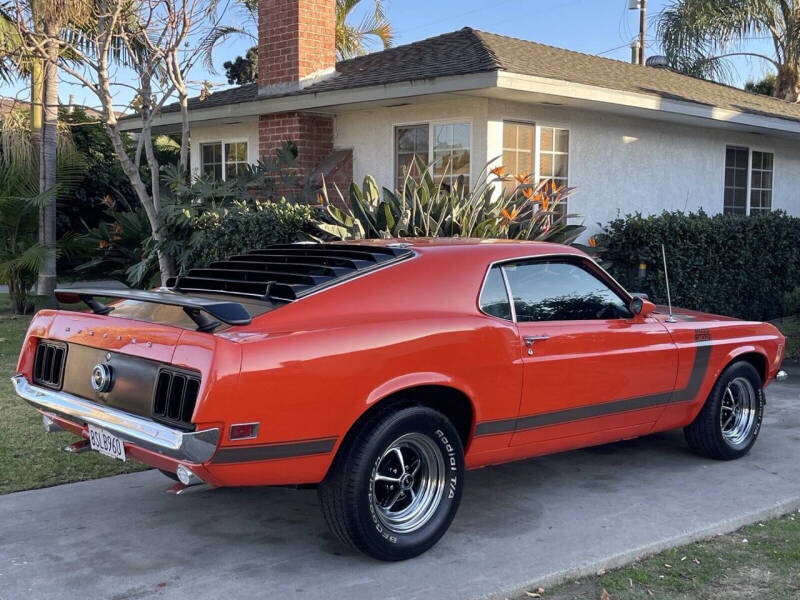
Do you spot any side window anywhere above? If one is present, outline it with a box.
[479,265,512,320]
[503,261,632,322]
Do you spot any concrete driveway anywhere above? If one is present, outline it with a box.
[1,368,798,600]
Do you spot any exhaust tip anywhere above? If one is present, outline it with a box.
[42,414,62,433]
[176,464,204,486]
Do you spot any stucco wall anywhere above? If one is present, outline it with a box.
[334,96,489,191]
[334,96,800,240]
[189,118,260,178]
[487,99,800,238]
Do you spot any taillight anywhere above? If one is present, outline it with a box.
[33,340,67,390]
[152,368,201,430]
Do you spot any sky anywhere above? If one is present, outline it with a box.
[0,0,778,113]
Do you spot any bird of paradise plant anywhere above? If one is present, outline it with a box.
[314,156,585,244]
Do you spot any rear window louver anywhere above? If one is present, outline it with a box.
[153,369,201,431]
[33,340,67,390]
[165,243,412,303]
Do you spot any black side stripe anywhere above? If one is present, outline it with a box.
[474,342,712,437]
[211,437,337,464]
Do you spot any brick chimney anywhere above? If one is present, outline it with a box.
[257,0,351,202]
[258,0,336,95]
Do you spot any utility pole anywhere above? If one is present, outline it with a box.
[639,0,647,65]
[628,0,647,65]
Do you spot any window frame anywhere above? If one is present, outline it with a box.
[476,253,633,324]
[199,138,250,181]
[723,144,775,216]
[500,120,571,210]
[393,118,473,189]
[394,123,430,191]
[501,120,536,195]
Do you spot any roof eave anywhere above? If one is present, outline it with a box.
[122,69,800,138]
[496,72,800,138]
[119,71,500,131]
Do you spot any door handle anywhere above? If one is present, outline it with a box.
[522,334,549,355]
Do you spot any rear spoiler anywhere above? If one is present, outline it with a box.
[54,288,252,332]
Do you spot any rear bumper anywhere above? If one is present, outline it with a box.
[11,375,219,463]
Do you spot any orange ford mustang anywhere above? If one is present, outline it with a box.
[13,240,787,560]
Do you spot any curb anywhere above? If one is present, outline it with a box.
[486,497,800,599]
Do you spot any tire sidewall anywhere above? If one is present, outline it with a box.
[354,408,464,560]
[713,362,764,456]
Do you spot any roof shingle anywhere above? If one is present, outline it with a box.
[152,27,800,124]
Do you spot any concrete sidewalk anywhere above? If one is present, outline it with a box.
[1,369,798,600]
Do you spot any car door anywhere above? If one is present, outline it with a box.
[500,257,678,447]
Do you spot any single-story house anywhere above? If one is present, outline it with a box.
[124,0,800,238]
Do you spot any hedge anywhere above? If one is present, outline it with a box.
[596,210,800,322]
[178,199,315,269]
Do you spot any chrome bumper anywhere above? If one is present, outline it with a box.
[11,375,219,463]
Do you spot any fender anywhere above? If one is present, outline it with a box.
[678,343,769,426]
[364,371,478,418]
[713,344,769,385]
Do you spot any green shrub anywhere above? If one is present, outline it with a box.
[177,199,315,270]
[783,286,800,316]
[597,210,800,321]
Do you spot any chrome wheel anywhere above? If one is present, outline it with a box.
[371,432,446,535]
[720,376,758,446]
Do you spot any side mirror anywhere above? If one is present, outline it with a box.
[630,297,656,318]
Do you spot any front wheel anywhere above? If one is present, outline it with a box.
[684,361,764,460]
[318,406,464,560]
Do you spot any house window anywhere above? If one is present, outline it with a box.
[394,122,471,190]
[200,141,249,181]
[498,123,570,211]
[395,124,429,189]
[502,122,534,194]
[723,146,774,215]
[201,142,223,181]
[750,151,773,214]
[538,126,569,191]
[225,142,249,178]
[433,123,471,188]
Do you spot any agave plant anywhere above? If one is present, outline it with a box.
[315,157,586,244]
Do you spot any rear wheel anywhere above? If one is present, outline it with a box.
[684,361,764,460]
[319,406,464,561]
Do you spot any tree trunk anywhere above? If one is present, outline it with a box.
[36,32,58,297]
[179,92,189,176]
[775,64,800,102]
[30,58,43,164]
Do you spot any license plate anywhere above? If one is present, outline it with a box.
[88,424,126,461]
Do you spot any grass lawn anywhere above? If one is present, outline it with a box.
[513,511,800,600]
[0,298,146,496]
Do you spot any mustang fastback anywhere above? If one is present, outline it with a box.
[13,240,786,560]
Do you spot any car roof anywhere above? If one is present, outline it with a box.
[326,238,587,260]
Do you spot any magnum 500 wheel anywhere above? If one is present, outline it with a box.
[684,361,764,460]
[318,406,464,560]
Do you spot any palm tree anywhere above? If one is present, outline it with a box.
[658,0,800,102]
[0,110,84,313]
[220,0,393,85]
[335,0,393,59]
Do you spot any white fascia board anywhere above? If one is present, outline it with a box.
[497,72,800,137]
[120,72,499,131]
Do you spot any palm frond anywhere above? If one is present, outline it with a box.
[335,0,393,59]
[658,0,782,82]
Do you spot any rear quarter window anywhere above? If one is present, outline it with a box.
[479,266,512,320]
